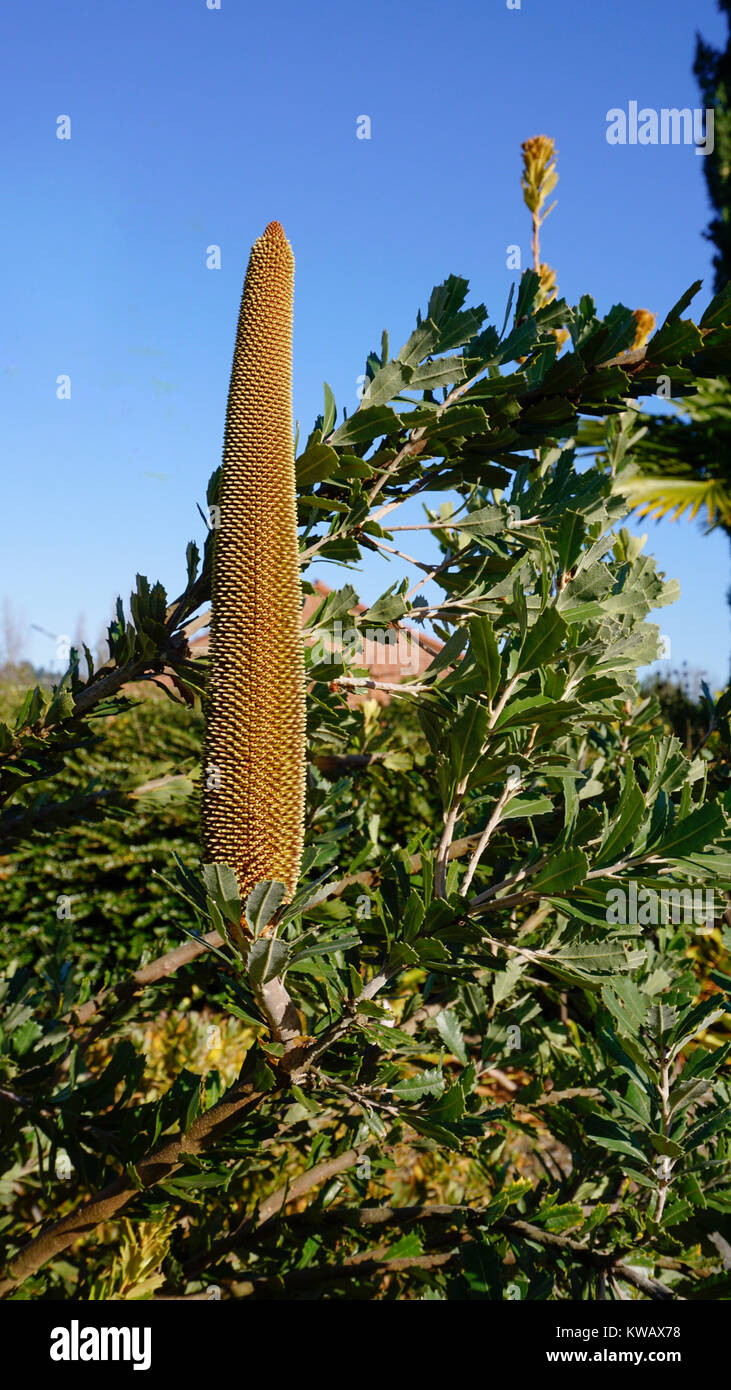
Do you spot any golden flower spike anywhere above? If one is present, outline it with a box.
[202,221,306,905]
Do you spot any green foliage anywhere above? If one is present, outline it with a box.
[2,265,731,1302]
[0,695,204,975]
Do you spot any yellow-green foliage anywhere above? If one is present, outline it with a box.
[90,1215,177,1300]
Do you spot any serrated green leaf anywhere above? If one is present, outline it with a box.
[244,880,287,937]
[246,936,290,987]
[434,1008,468,1065]
[202,863,242,927]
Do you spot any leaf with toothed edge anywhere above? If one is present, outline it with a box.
[244,880,288,938]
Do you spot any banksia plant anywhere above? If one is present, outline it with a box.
[201,221,306,904]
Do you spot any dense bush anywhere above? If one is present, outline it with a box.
[2,234,731,1300]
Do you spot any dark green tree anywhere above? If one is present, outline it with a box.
[696,0,731,292]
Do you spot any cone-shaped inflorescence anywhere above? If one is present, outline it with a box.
[202,221,305,902]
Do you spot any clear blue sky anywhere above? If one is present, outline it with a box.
[1,0,729,686]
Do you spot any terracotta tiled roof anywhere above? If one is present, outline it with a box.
[187,580,441,705]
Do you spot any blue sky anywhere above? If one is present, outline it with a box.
[1,0,729,686]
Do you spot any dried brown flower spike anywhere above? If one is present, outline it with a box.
[202,221,306,903]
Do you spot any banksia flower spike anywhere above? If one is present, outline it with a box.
[202,221,306,905]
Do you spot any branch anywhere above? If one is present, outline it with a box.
[0,962,398,1295]
[0,789,125,842]
[181,1144,372,1281]
[229,1243,457,1296]
[312,752,390,773]
[460,781,514,897]
[404,547,468,602]
[435,793,465,899]
[360,535,432,571]
[333,675,435,695]
[193,1203,676,1300]
[498,1217,675,1300]
[0,1075,267,1298]
[71,928,225,1027]
[436,673,521,900]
